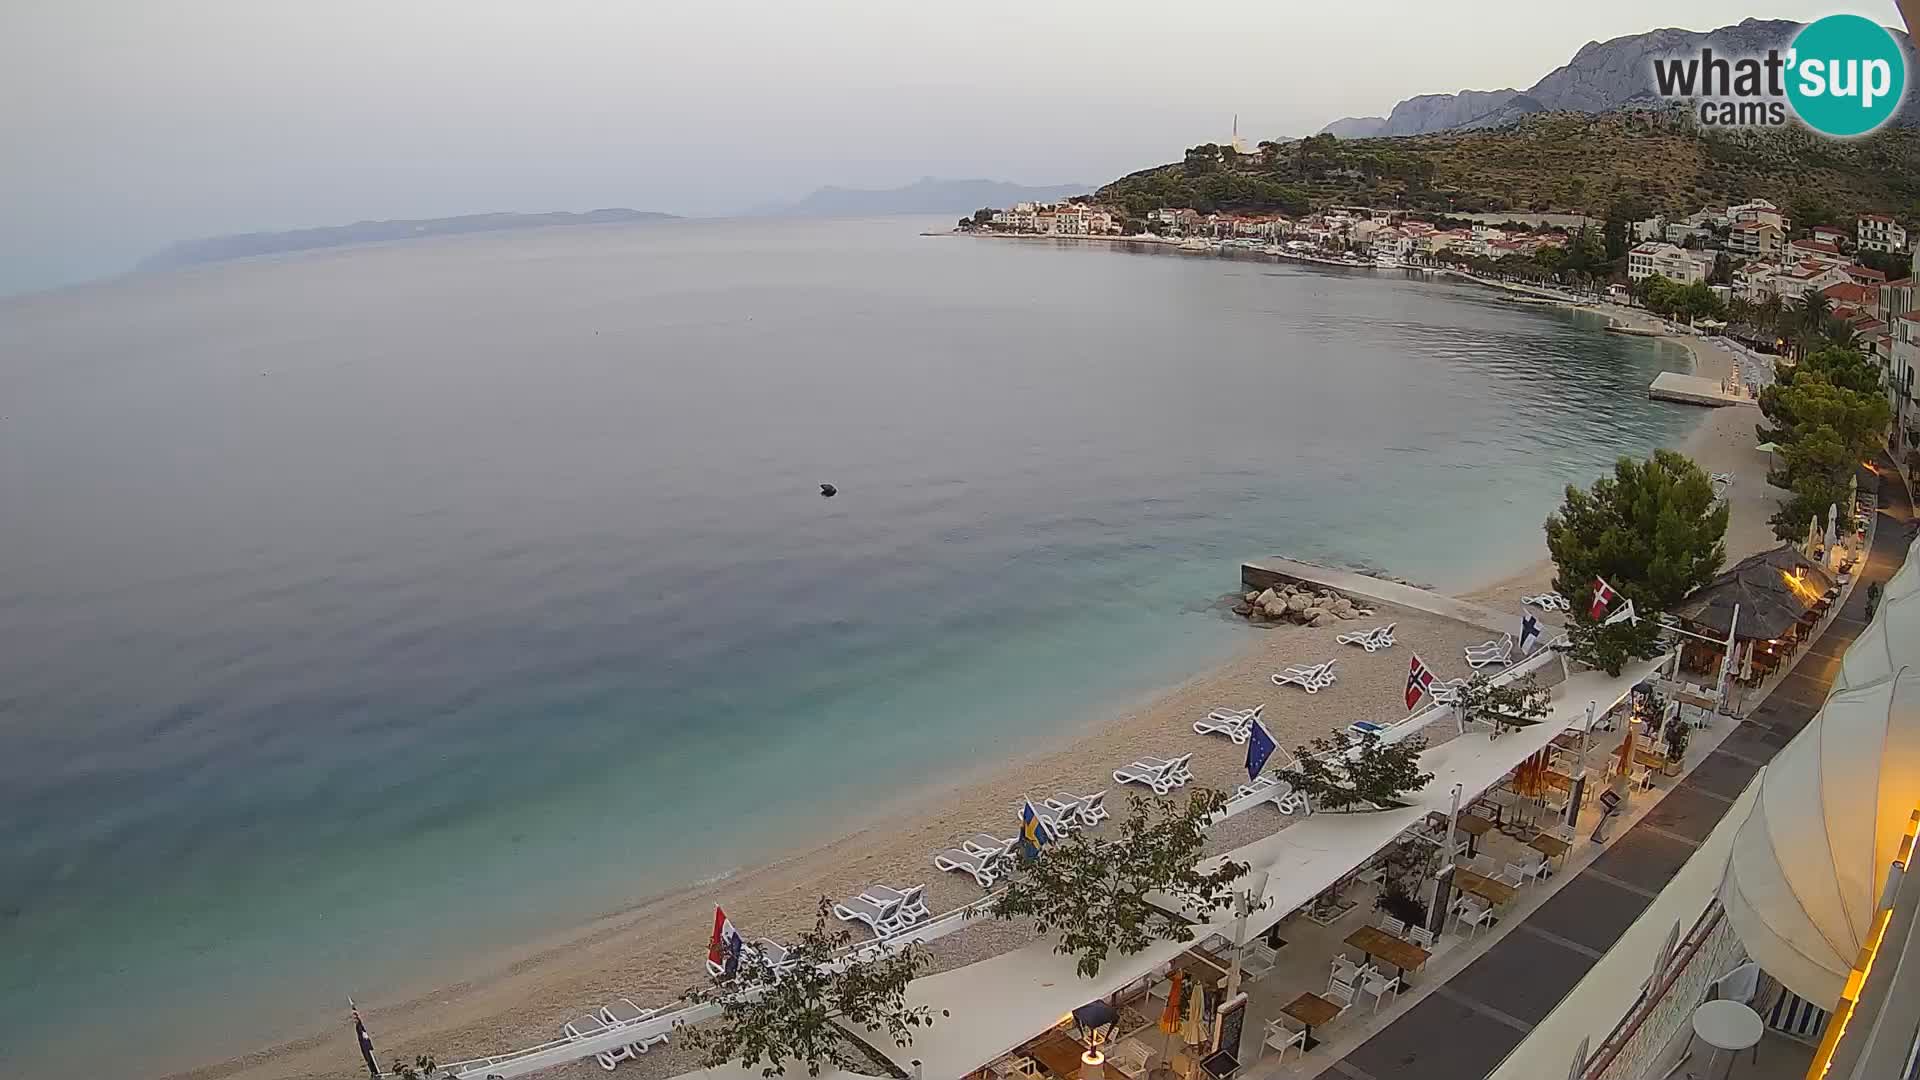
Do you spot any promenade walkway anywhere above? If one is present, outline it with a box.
[1241,556,1524,635]
[1301,460,1913,1080]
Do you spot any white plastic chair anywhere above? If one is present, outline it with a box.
[1261,1019,1308,1062]
[1360,968,1400,1012]
[1324,978,1356,1012]
[1454,897,1495,939]
[1407,925,1435,949]
[1380,915,1408,937]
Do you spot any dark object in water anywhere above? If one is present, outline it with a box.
[819,484,837,497]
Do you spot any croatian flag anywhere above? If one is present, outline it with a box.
[1019,800,1054,860]
[1405,653,1436,710]
[1589,577,1617,621]
[1245,717,1278,782]
[1518,611,1543,655]
[708,906,745,978]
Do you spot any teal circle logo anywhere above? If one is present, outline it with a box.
[1787,14,1907,137]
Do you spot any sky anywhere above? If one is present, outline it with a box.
[0,1,1904,296]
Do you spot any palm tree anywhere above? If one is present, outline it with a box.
[1756,293,1784,335]
[1825,316,1861,349]
[1791,292,1832,358]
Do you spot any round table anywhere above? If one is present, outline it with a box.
[1691,1000,1763,1079]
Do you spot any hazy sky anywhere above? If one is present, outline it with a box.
[0,1,1903,295]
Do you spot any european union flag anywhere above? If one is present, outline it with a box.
[1018,800,1054,860]
[1245,718,1278,781]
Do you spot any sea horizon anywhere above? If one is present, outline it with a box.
[0,216,1702,1077]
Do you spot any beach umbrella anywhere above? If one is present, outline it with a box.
[1807,515,1821,554]
[1181,972,1207,1049]
[1848,474,1859,528]
[1825,504,1840,566]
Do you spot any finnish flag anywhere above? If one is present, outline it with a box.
[1518,611,1543,655]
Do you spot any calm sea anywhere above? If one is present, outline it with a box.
[0,218,1697,1075]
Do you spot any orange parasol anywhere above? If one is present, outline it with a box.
[1159,970,1184,1033]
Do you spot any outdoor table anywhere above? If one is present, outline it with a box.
[1542,769,1576,791]
[1455,813,1495,856]
[1454,869,1518,915]
[1691,999,1763,1079]
[1280,992,1341,1050]
[1344,926,1430,985]
[1173,945,1230,981]
[1024,1030,1088,1078]
[1528,832,1572,870]
[1634,748,1669,771]
[1552,731,1584,751]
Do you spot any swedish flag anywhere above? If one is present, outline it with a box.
[1018,800,1054,860]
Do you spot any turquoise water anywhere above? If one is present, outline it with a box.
[0,219,1699,1075]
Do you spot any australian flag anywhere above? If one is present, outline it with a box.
[1245,717,1278,781]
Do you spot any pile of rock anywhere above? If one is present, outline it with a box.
[1234,584,1366,628]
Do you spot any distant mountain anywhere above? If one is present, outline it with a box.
[750,177,1088,218]
[1318,18,1917,137]
[137,209,678,271]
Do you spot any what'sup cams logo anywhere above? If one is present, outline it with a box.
[1651,14,1908,137]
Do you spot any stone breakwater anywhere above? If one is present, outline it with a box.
[1233,583,1369,627]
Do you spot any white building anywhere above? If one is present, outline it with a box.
[1859,213,1909,253]
[1627,242,1712,284]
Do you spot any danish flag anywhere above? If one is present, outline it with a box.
[1589,577,1617,621]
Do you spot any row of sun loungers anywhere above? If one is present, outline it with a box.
[1271,659,1339,693]
[1521,592,1570,611]
[1464,635,1513,668]
[564,999,670,1071]
[705,937,797,981]
[1335,623,1396,652]
[935,833,1016,888]
[1113,752,1193,794]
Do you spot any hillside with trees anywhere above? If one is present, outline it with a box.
[1096,111,1920,225]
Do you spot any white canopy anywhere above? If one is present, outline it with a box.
[1833,535,1920,693]
[1719,669,1920,1005]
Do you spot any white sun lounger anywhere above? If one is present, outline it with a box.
[934,845,1004,888]
[564,1014,632,1071]
[1429,677,1468,704]
[1336,623,1396,651]
[599,998,670,1052]
[1465,635,1513,668]
[1045,790,1109,828]
[1521,592,1570,611]
[1113,753,1192,795]
[1271,659,1339,692]
[963,833,1018,859]
[834,894,906,937]
[1232,774,1311,815]
[863,884,928,923]
[1193,710,1257,743]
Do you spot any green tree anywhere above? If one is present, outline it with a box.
[1567,616,1665,677]
[987,790,1247,979]
[1275,732,1434,812]
[684,900,942,1078]
[1451,674,1551,736]
[1545,450,1729,614]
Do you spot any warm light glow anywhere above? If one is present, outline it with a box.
[1805,807,1920,1079]
[1782,569,1823,602]
[1082,1050,1106,1067]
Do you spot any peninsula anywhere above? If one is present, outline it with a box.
[136,208,679,272]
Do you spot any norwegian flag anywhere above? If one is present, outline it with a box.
[1589,577,1618,621]
[1405,653,1436,710]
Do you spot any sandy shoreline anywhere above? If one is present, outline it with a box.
[157,295,1786,1080]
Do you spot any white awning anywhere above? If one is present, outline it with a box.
[1834,534,1920,693]
[1719,670,1920,1005]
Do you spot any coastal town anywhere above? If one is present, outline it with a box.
[962,195,1920,450]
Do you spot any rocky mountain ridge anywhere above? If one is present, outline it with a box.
[1320,18,1916,138]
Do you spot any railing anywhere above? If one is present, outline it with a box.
[1577,900,1745,1080]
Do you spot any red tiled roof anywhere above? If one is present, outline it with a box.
[1822,282,1877,305]
[1860,213,1896,223]
[1846,266,1887,282]
[1792,238,1842,254]
[1885,278,1914,288]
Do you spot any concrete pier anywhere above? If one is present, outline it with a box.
[1240,556,1528,634]
[1648,371,1754,407]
